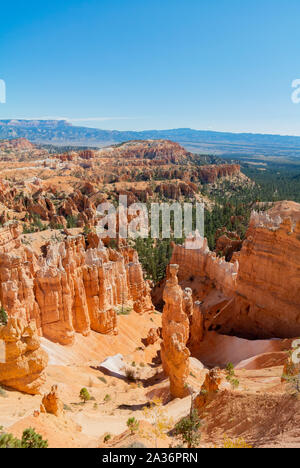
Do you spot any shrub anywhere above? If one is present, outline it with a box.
[174,409,202,448]
[230,378,240,389]
[98,376,107,384]
[104,394,111,402]
[225,363,239,389]
[66,215,78,229]
[116,305,132,316]
[21,428,48,448]
[79,387,91,403]
[0,427,48,448]
[0,307,8,326]
[127,417,139,434]
[0,429,21,448]
[223,435,252,448]
[103,433,111,443]
[125,367,137,382]
[225,362,235,377]
[142,398,173,448]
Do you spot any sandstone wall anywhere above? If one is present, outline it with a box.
[172,202,300,339]
[170,233,238,298]
[161,264,190,399]
[219,205,300,338]
[0,224,154,345]
[0,318,48,394]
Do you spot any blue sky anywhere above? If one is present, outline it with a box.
[1,0,300,135]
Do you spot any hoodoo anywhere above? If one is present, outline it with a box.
[161,264,190,398]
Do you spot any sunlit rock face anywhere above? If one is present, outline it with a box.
[170,201,300,340]
[219,201,300,338]
[161,264,190,399]
[0,318,48,394]
[0,224,154,345]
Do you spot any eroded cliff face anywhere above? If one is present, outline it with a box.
[214,202,300,338]
[170,233,238,298]
[0,318,48,394]
[171,201,300,340]
[161,264,190,399]
[0,223,154,345]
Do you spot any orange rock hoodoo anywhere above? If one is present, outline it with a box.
[41,385,64,416]
[161,264,190,399]
[0,223,154,345]
[0,318,48,394]
[194,368,224,411]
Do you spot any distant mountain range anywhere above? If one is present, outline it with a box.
[1,119,300,159]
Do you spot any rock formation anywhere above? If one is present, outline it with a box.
[0,318,48,394]
[210,201,300,338]
[146,327,161,346]
[194,368,224,411]
[41,385,64,416]
[0,223,154,345]
[198,164,241,184]
[161,264,190,399]
[171,201,300,340]
[189,301,205,348]
[215,227,242,261]
[170,232,238,298]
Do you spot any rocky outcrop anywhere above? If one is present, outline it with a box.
[198,164,241,184]
[105,140,191,164]
[155,182,197,200]
[215,227,242,261]
[0,318,48,394]
[172,201,300,340]
[41,385,64,416]
[207,202,300,338]
[0,224,154,345]
[161,264,190,399]
[146,327,161,345]
[194,368,224,411]
[189,301,205,347]
[170,232,239,298]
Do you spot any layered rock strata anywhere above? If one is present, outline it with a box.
[0,223,154,345]
[0,318,48,394]
[161,264,190,399]
[171,201,300,340]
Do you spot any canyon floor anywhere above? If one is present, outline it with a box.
[1,310,298,448]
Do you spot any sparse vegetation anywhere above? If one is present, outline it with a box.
[0,306,8,326]
[0,427,48,448]
[174,409,202,448]
[127,417,140,434]
[115,305,132,316]
[142,398,173,448]
[98,376,107,384]
[225,363,239,389]
[66,215,78,228]
[223,435,252,448]
[79,387,91,403]
[103,433,111,443]
[125,367,138,382]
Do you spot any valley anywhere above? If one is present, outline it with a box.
[0,137,299,449]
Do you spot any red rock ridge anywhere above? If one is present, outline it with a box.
[0,223,154,345]
[170,201,300,340]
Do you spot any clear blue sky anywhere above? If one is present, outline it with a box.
[1,0,300,135]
